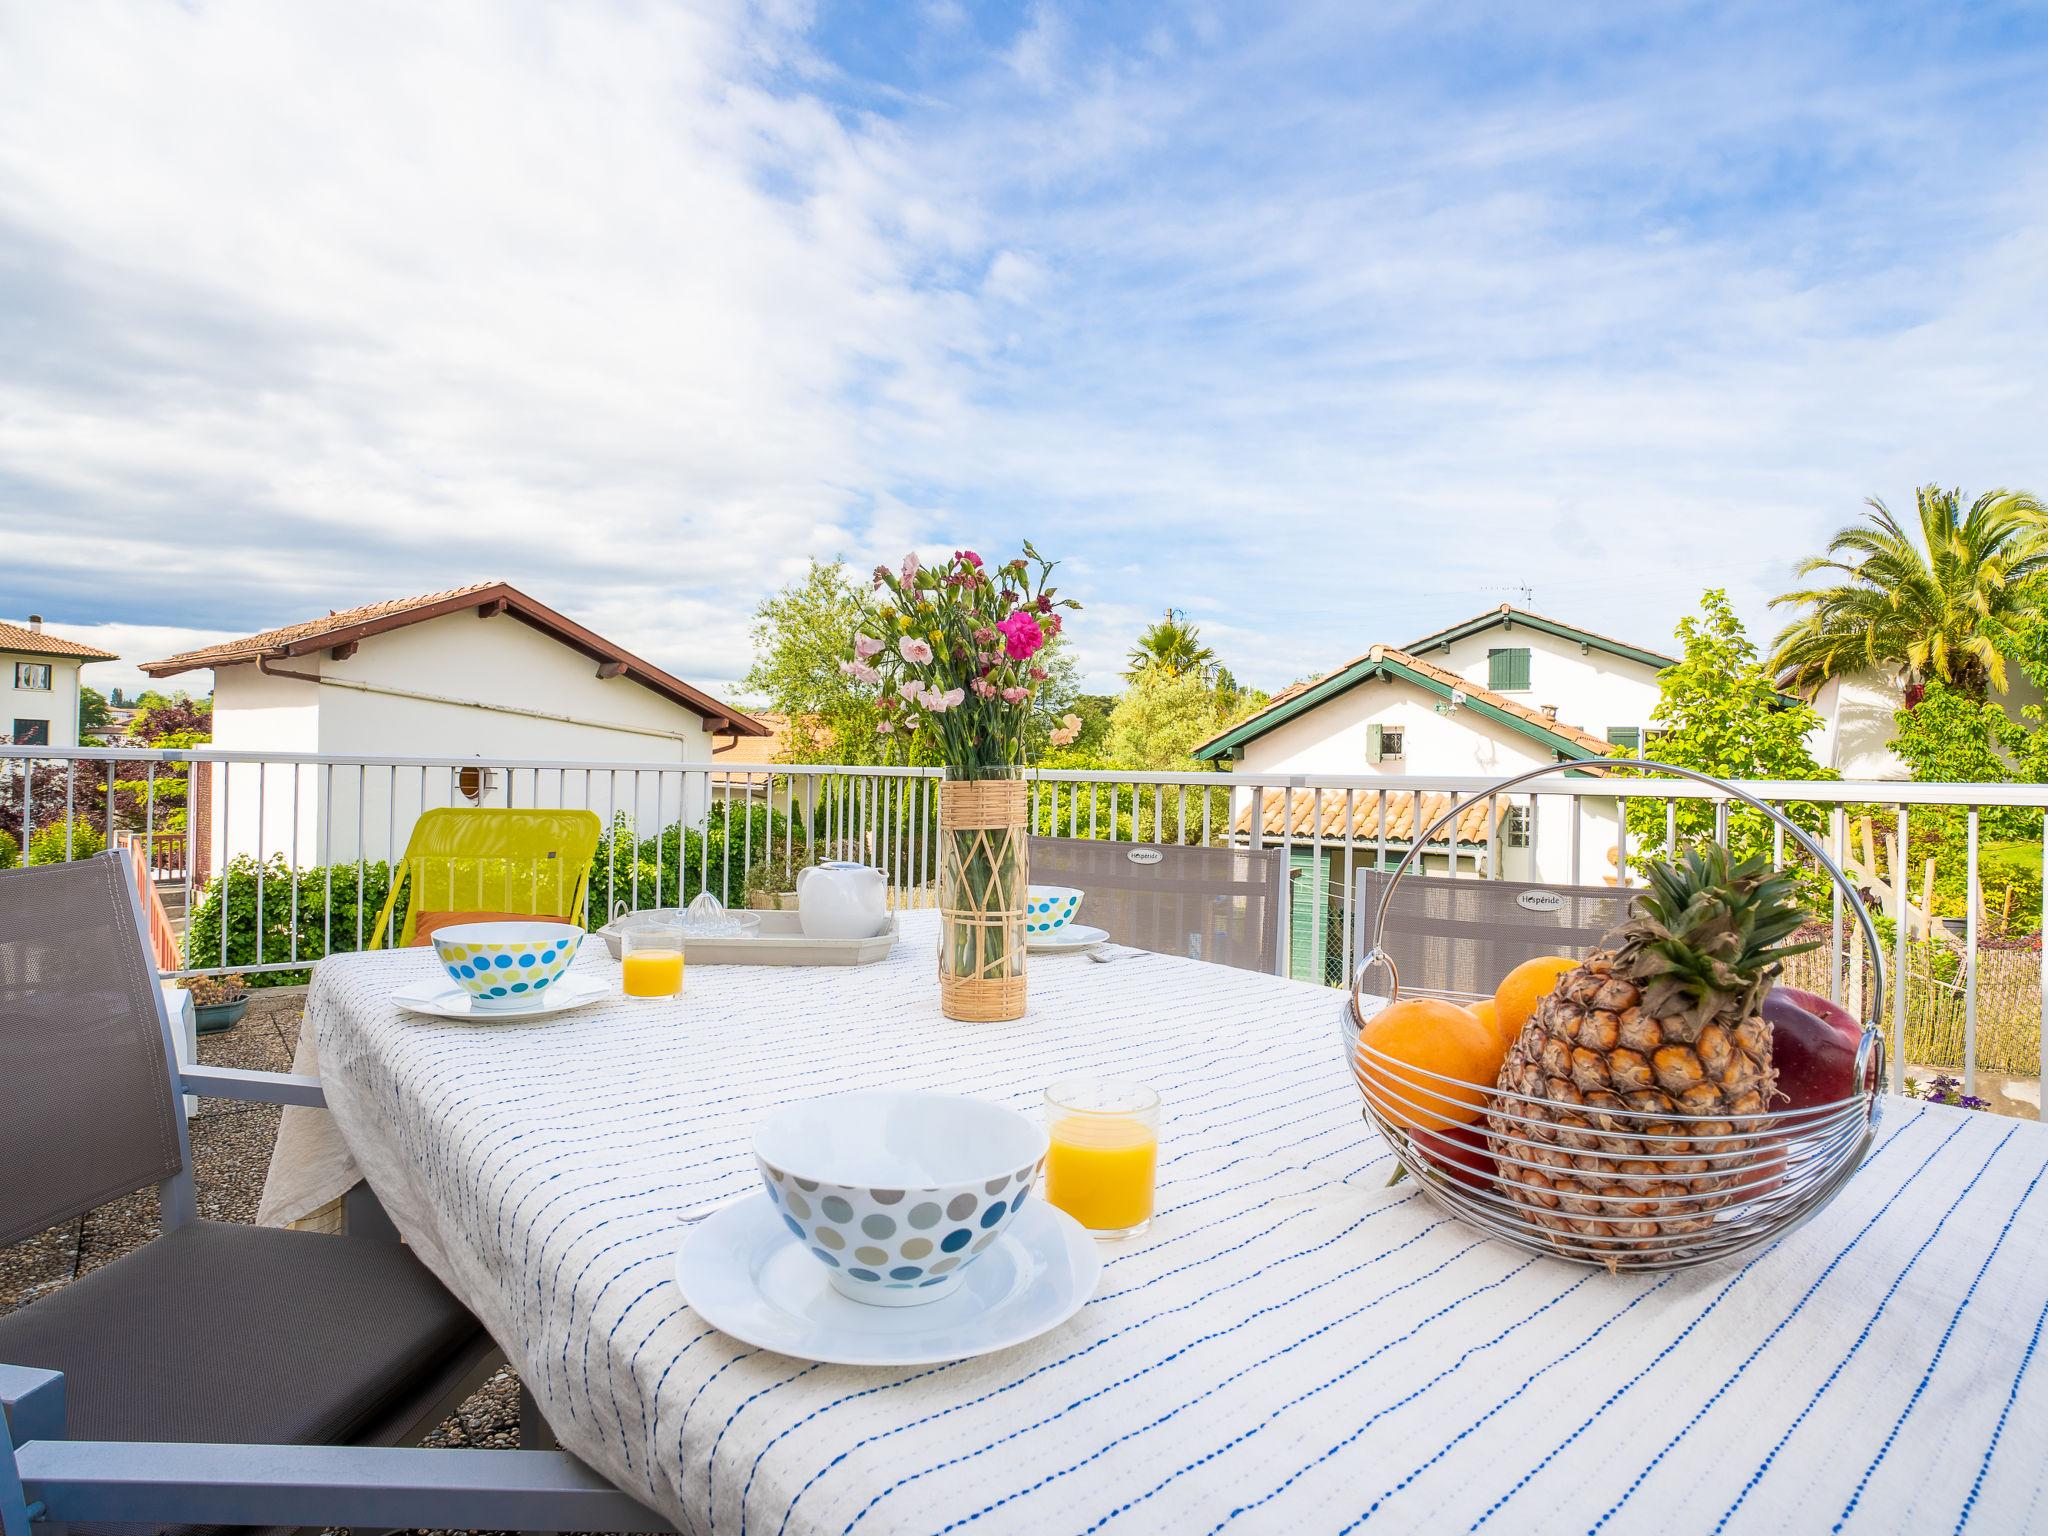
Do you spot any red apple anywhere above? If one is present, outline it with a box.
[1412,1124,1500,1192]
[1776,984,1863,1045]
[1763,986,1860,1110]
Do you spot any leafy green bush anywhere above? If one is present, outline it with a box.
[0,827,16,869]
[185,856,398,987]
[588,800,793,916]
[25,821,106,865]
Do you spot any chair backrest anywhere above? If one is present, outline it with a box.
[1028,837,1287,974]
[0,852,193,1246]
[368,807,604,948]
[1353,867,1632,1004]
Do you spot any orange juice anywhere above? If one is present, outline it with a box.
[622,948,683,998]
[1046,1114,1157,1233]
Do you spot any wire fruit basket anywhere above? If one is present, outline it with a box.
[1338,761,1886,1273]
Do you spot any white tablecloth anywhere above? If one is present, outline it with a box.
[292,912,2048,1535]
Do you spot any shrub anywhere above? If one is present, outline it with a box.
[0,828,16,870]
[25,821,106,865]
[184,856,399,988]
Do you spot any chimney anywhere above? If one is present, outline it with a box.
[27,614,42,631]
[1540,703,1558,721]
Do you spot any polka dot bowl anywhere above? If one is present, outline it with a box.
[1025,885,1084,936]
[429,921,585,1011]
[755,1091,1050,1308]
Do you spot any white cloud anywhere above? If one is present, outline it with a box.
[2,0,2044,705]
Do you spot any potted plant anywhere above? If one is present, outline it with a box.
[846,545,1078,1021]
[739,849,813,911]
[180,973,250,1033]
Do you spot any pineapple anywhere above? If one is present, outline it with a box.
[1487,844,1816,1261]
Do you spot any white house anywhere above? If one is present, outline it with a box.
[1,616,118,748]
[1193,606,1674,977]
[1799,667,2048,781]
[139,581,766,876]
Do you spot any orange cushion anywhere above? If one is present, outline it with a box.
[408,910,579,946]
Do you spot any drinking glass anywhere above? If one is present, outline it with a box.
[1043,1079,1160,1237]
[621,920,684,1000]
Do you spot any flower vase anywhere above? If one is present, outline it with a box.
[938,775,1028,1022]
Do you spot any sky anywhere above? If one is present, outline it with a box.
[3,0,2046,702]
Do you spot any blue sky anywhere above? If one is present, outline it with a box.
[3,0,2046,698]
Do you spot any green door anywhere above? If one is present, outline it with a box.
[1289,848,1328,983]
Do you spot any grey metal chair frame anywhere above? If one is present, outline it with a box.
[1028,836,1289,975]
[0,852,670,1534]
[1352,866,1631,1005]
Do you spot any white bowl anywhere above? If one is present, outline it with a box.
[1026,884,1084,935]
[754,1091,1049,1307]
[430,921,584,1010]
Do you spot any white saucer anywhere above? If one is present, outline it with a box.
[1028,923,1109,954]
[389,973,609,1021]
[675,1193,1100,1366]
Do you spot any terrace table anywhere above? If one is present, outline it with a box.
[289,911,2048,1535]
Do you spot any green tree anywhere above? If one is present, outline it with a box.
[1125,609,1217,681]
[78,686,113,735]
[740,559,887,764]
[1105,669,1268,770]
[1770,485,2048,700]
[1633,589,1833,864]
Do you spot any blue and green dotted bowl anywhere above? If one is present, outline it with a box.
[430,921,584,1010]
[754,1091,1048,1307]
[1025,884,1084,935]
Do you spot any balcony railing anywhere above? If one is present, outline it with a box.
[6,744,2043,1119]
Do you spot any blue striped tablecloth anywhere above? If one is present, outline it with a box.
[303,911,2048,1535]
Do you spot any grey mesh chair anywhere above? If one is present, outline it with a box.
[1353,867,1631,1004]
[1029,836,1287,974]
[0,852,667,1534]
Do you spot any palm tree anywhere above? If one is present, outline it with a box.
[1769,485,2048,699]
[1125,609,1217,681]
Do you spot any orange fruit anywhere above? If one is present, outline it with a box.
[1354,997,1505,1132]
[1493,956,1578,1037]
[1466,997,1509,1049]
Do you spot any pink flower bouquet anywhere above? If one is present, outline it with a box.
[847,543,1079,780]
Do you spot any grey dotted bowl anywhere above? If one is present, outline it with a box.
[754,1090,1049,1307]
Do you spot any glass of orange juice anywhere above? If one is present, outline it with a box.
[621,920,684,1000]
[1044,1079,1160,1238]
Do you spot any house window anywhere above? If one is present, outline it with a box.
[1366,723,1404,763]
[1607,726,1642,752]
[1502,806,1531,847]
[11,718,50,745]
[13,663,51,691]
[1488,647,1531,692]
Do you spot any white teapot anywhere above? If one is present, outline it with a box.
[795,861,888,941]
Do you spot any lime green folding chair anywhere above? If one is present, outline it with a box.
[367,807,604,949]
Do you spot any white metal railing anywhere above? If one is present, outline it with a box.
[5,745,2043,1120]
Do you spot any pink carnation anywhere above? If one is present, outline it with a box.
[901,552,919,583]
[898,636,934,664]
[876,721,895,735]
[955,550,983,568]
[853,633,884,658]
[971,677,997,699]
[1001,686,1029,703]
[994,609,1045,661]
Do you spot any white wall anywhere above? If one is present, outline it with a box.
[1413,624,1665,745]
[204,610,728,872]
[2,651,85,747]
[1232,671,1621,885]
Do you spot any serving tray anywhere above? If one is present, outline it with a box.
[598,909,899,966]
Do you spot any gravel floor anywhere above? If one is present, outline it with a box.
[0,988,548,1535]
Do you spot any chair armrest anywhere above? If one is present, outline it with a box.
[15,1440,674,1532]
[178,1066,327,1108]
[0,1366,64,1445]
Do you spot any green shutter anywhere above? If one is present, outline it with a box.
[1606,726,1641,751]
[1366,722,1383,764]
[1289,849,1327,983]
[1488,647,1531,691]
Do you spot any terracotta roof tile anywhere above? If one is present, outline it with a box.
[139,581,766,734]
[1376,646,1612,755]
[141,582,505,671]
[0,620,117,660]
[1233,787,1510,848]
